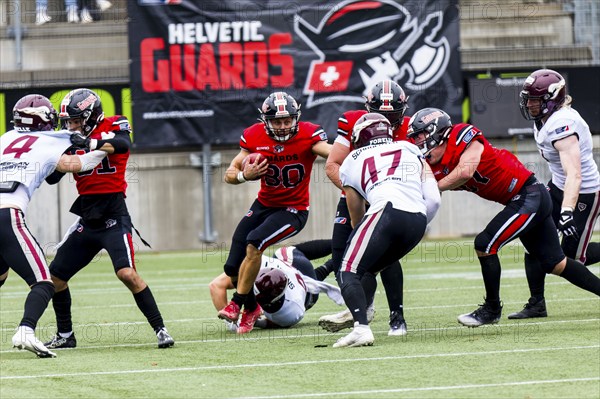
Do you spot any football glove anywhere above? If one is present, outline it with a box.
[70,133,91,149]
[558,209,579,240]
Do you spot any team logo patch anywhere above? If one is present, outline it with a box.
[286,207,298,214]
[319,132,328,141]
[552,125,569,135]
[105,219,117,229]
[578,202,587,212]
[274,144,285,153]
[245,210,253,217]
[76,224,84,233]
[334,217,347,225]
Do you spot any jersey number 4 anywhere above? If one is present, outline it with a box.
[3,135,39,158]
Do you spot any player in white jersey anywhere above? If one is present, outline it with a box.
[332,113,441,348]
[209,240,342,330]
[511,69,600,319]
[0,94,107,358]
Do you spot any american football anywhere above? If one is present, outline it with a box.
[242,153,266,169]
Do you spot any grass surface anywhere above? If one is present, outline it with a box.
[1,238,599,398]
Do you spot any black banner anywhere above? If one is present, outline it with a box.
[127,0,462,149]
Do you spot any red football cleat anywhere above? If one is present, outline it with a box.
[237,305,263,334]
[218,301,241,323]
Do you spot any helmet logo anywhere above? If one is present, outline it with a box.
[77,94,98,111]
[548,79,565,99]
[421,110,444,124]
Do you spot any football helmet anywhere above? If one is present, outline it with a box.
[365,80,408,129]
[259,92,301,142]
[11,94,58,132]
[520,69,566,121]
[253,268,288,311]
[407,108,452,156]
[59,88,104,135]
[352,113,393,149]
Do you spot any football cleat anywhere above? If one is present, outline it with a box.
[218,300,241,323]
[318,304,375,333]
[458,301,502,327]
[156,327,175,348]
[237,305,263,334]
[13,327,57,358]
[333,322,374,348]
[508,298,547,319]
[44,332,77,349]
[388,311,407,336]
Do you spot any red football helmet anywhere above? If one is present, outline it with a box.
[351,112,393,149]
[253,268,288,310]
[259,92,301,142]
[407,107,452,156]
[520,69,566,121]
[365,80,408,129]
[11,94,58,132]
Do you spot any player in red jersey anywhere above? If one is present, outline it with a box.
[219,92,330,334]
[408,107,600,327]
[44,89,174,350]
[320,80,411,336]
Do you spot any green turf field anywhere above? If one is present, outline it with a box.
[1,238,599,398]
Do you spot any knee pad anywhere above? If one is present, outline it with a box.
[474,231,494,254]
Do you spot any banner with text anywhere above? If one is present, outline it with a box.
[128,0,462,149]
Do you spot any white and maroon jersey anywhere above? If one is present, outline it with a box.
[1,129,72,206]
[70,115,130,195]
[259,256,308,327]
[534,107,600,193]
[431,124,534,205]
[240,121,327,210]
[340,140,427,216]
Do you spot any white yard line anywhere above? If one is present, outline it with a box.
[229,377,600,399]
[0,318,598,351]
[1,345,598,380]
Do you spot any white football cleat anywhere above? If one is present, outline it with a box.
[12,326,56,358]
[333,322,374,348]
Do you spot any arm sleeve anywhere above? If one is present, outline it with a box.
[45,170,66,185]
[422,178,441,224]
[100,132,130,154]
[78,150,107,172]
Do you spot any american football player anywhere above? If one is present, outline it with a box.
[210,241,341,330]
[320,80,411,336]
[509,69,600,319]
[1,94,108,358]
[219,92,331,334]
[332,113,440,347]
[408,107,600,328]
[44,88,174,350]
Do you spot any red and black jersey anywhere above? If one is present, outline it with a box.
[432,123,533,205]
[73,116,130,195]
[337,110,410,150]
[240,121,327,210]
[67,116,131,221]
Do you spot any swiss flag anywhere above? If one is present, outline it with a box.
[306,61,353,93]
